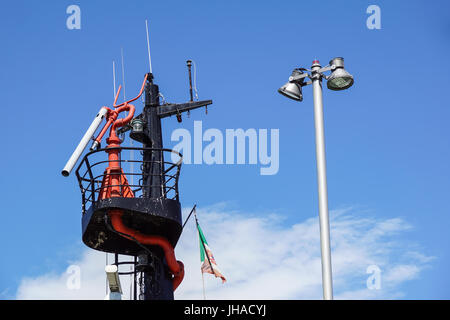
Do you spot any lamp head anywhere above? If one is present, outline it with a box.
[327,57,354,91]
[278,82,303,101]
[278,69,305,101]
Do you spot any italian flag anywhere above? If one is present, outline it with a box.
[197,223,226,283]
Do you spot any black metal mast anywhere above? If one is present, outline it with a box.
[75,63,212,300]
[131,71,212,299]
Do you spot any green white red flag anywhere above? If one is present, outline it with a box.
[197,222,226,283]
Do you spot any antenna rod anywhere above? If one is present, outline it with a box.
[112,61,117,100]
[187,60,194,101]
[121,48,127,101]
[145,19,153,74]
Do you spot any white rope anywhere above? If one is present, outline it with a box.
[202,272,206,300]
[105,253,108,295]
[106,60,117,297]
[192,60,199,101]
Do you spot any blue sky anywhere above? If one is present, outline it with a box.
[1,0,450,299]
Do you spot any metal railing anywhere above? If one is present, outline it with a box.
[75,147,183,214]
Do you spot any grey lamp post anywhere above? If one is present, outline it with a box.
[278,57,354,300]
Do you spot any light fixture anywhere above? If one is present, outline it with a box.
[326,57,354,91]
[131,118,144,134]
[278,82,303,101]
[277,69,306,101]
[129,118,145,143]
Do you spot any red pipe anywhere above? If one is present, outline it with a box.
[113,73,149,108]
[92,103,135,148]
[111,103,135,133]
[93,72,148,147]
[109,210,185,291]
[113,85,122,107]
[94,116,114,146]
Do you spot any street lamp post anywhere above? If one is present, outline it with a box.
[278,57,354,300]
[311,60,333,300]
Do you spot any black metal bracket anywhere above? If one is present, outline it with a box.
[157,100,212,119]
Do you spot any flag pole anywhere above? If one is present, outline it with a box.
[201,271,206,300]
[194,208,207,300]
[195,211,215,274]
[194,205,206,300]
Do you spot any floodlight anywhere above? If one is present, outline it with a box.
[278,82,303,101]
[326,57,354,91]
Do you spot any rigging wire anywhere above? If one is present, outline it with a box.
[106,60,118,297]
[120,48,134,299]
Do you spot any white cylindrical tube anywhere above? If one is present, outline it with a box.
[61,107,108,177]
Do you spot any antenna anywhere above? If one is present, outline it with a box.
[186,60,203,117]
[186,60,200,102]
[112,61,117,99]
[187,60,194,102]
[121,48,127,101]
[145,19,153,74]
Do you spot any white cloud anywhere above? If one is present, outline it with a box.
[15,205,433,300]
